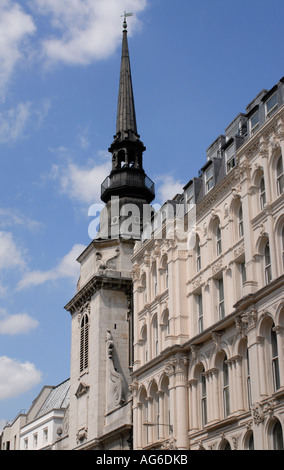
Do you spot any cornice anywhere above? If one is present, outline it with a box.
[64,274,132,315]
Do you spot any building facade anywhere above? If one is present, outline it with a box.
[1,21,284,451]
[131,78,284,450]
[1,379,69,450]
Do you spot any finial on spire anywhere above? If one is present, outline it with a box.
[121,11,133,30]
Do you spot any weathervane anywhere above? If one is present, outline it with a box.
[121,11,133,30]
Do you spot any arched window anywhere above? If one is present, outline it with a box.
[197,293,204,332]
[264,241,272,285]
[152,261,157,298]
[160,376,170,439]
[272,420,284,450]
[141,325,148,363]
[220,439,231,450]
[140,272,147,305]
[245,432,254,450]
[160,255,168,290]
[196,235,201,272]
[216,223,222,256]
[152,315,159,357]
[260,177,266,210]
[271,326,280,392]
[149,382,159,442]
[246,348,252,409]
[222,355,230,418]
[238,205,244,238]
[200,366,207,426]
[276,155,284,196]
[139,388,148,446]
[80,313,89,373]
[218,276,225,319]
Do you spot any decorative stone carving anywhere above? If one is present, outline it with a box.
[76,427,88,443]
[212,330,224,351]
[106,330,124,410]
[162,435,177,450]
[212,260,222,276]
[251,403,265,425]
[96,248,120,273]
[234,242,245,259]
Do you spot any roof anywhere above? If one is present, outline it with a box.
[35,379,70,419]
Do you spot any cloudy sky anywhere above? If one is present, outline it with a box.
[0,0,283,429]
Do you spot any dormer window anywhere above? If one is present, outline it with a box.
[250,110,259,135]
[266,92,278,118]
[225,144,235,173]
[205,166,213,193]
[186,186,194,208]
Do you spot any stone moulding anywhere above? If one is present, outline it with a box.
[64,274,132,315]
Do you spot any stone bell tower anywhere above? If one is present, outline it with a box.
[63,16,154,450]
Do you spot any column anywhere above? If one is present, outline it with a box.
[174,357,189,449]
[188,379,198,431]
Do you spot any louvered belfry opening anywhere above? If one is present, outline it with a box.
[80,313,89,373]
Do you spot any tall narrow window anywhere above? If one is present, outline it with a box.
[246,348,252,408]
[152,262,157,298]
[201,368,207,426]
[264,241,272,285]
[276,156,284,196]
[266,93,278,118]
[165,264,169,288]
[80,313,89,373]
[218,277,225,319]
[223,355,230,418]
[205,166,213,193]
[260,177,266,209]
[141,326,148,363]
[250,110,259,135]
[271,326,280,392]
[241,261,247,285]
[216,224,222,256]
[153,315,158,357]
[226,144,235,173]
[238,205,244,238]
[197,293,203,333]
[196,236,201,272]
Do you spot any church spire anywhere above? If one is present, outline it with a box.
[116,17,138,139]
[101,15,155,214]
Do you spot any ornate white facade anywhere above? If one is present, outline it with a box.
[131,80,284,450]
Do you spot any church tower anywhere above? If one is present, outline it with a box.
[64,17,154,450]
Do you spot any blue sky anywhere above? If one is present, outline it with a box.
[0,0,283,428]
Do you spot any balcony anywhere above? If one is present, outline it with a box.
[101,168,155,202]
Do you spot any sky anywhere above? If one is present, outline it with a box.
[0,0,283,429]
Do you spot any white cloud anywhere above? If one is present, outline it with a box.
[0,208,43,233]
[0,0,36,99]
[17,243,86,290]
[0,309,38,335]
[0,231,26,271]
[31,0,147,65]
[0,99,51,144]
[156,174,184,204]
[50,157,111,205]
[0,356,42,400]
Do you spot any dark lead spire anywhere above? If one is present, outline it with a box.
[116,18,138,139]
[101,15,155,212]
